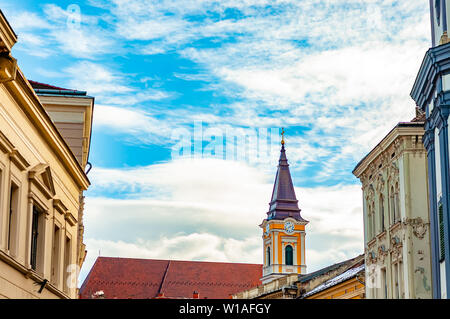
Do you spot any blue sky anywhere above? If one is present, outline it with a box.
[1,0,432,284]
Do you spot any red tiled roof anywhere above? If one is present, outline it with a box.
[28,80,72,91]
[79,257,262,299]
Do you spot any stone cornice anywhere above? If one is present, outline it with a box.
[353,124,425,179]
[0,131,31,170]
[0,10,17,53]
[53,198,68,215]
[65,211,77,226]
[0,129,13,153]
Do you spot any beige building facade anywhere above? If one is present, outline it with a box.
[353,116,432,299]
[0,10,93,299]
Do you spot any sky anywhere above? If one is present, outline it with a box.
[0,0,432,286]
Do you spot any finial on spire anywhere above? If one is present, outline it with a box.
[281,127,285,145]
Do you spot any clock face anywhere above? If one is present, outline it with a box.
[284,221,294,234]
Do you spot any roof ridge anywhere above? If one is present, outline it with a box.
[96,256,262,266]
[157,260,171,297]
[28,80,71,91]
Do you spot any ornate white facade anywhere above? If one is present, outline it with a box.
[353,120,432,298]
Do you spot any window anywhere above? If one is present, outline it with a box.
[63,236,71,293]
[379,195,385,232]
[30,206,40,270]
[266,246,271,266]
[367,204,375,240]
[394,183,400,222]
[439,203,445,261]
[371,206,375,239]
[381,268,387,299]
[390,186,396,224]
[285,245,293,266]
[51,225,61,285]
[398,261,404,299]
[7,182,19,254]
[393,263,399,299]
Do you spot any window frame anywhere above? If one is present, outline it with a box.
[7,178,20,256]
[285,245,293,266]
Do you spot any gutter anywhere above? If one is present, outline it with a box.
[33,89,87,96]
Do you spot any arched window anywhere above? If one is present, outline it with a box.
[367,204,372,239]
[371,207,375,238]
[285,245,293,266]
[390,186,395,224]
[267,246,271,266]
[394,183,400,222]
[379,194,385,232]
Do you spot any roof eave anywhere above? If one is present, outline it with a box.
[0,10,17,53]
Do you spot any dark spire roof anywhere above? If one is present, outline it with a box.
[267,143,307,222]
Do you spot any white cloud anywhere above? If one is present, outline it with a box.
[64,61,132,94]
[80,158,363,283]
[7,11,52,30]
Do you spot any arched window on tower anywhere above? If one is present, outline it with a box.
[267,246,271,266]
[285,245,293,266]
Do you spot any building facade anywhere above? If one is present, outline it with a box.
[0,10,93,298]
[353,117,432,298]
[301,259,364,299]
[260,135,308,284]
[409,0,450,299]
[233,255,365,299]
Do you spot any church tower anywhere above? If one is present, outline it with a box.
[260,129,308,284]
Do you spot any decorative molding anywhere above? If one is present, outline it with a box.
[0,132,31,172]
[0,11,17,53]
[367,237,376,249]
[367,251,377,265]
[440,31,450,45]
[389,162,399,179]
[9,148,30,171]
[366,184,375,202]
[28,191,49,213]
[64,211,77,227]
[28,163,56,200]
[53,198,68,215]
[405,217,429,239]
[0,54,17,83]
[390,235,403,261]
[375,174,385,192]
[377,245,388,264]
[0,130,13,153]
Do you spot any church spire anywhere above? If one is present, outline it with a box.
[267,129,306,222]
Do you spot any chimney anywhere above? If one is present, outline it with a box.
[193,291,199,299]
